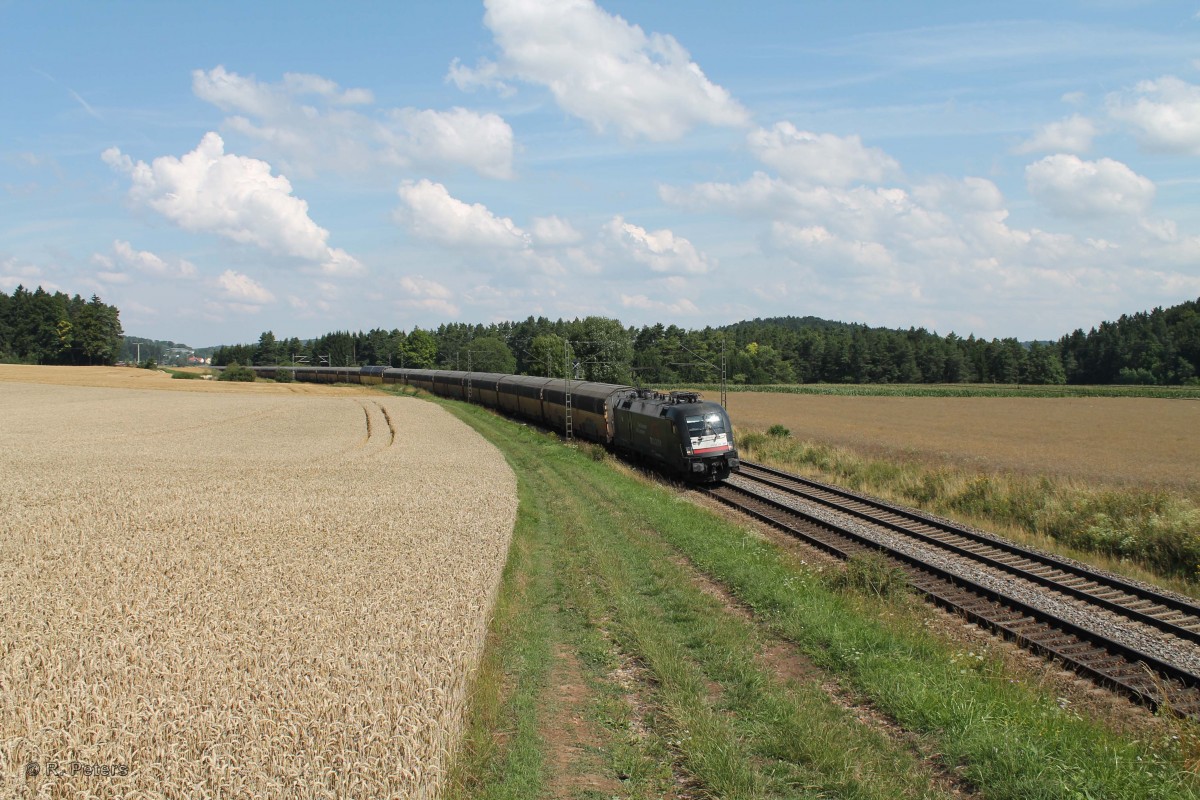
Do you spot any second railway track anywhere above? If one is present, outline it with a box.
[702,461,1200,716]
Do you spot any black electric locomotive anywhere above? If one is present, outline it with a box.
[612,389,738,481]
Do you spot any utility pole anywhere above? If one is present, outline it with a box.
[721,337,728,410]
[564,338,573,440]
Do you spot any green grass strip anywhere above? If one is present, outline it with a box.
[465,410,769,797]
[562,474,950,799]
[437,394,1197,799]
[625,485,1197,799]
[605,550,939,794]
[450,403,960,798]
[441,471,553,799]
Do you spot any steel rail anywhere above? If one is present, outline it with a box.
[738,461,1200,647]
[701,480,1200,715]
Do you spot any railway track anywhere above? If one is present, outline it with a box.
[701,461,1200,716]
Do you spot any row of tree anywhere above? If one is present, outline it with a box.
[211,318,633,384]
[211,297,1200,386]
[0,286,123,366]
[1058,300,1200,384]
[9,279,1193,386]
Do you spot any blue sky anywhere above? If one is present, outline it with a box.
[3,1,1199,346]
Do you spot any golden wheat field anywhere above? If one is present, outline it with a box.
[0,364,379,395]
[726,393,1200,491]
[0,373,517,798]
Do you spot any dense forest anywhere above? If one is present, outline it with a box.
[0,285,123,366]
[1058,300,1200,384]
[7,281,1191,385]
[211,296,1200,387]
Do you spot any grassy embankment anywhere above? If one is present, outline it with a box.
[420,393,1198,800]
[738,427,1200,588]
[161,367,205,379]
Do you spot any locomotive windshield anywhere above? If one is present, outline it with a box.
[685,412,730,453]
[686,413,726,438]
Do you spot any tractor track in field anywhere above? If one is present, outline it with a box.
[376,402,397,445]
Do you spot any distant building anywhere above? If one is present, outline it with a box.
[162,346,194,365]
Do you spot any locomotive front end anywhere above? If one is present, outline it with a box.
[672,397,740,482]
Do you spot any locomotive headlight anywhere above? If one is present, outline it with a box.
[692,462,706,473]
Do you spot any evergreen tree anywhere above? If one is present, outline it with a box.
[254,330,280,365]
[0,286,121,365]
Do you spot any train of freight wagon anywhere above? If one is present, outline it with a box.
[248,365,740,483]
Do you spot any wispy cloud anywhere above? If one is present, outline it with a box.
[810,21,1192,72]
[32,67,102,120]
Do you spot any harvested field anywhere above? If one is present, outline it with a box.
[726,393,1200,492]
[1,379,517,798]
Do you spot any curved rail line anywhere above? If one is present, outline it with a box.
[702,465,1200,716]
[740,461,1200,646]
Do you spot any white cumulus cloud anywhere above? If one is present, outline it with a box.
[94,271,132,285]
[665,172,944,247]
[659,109,1200,336]
[748,124,898,186]
[380,107,514,180]
[194,65,373,118]
[194,65,373,115]
[398,275,459,317]
[450,0,748,140]
[769,222,894,273]
[1015,114,1096,154]
[107,240,196,278]
[1108,76,1200,155]
[531,215,583,245]
[103,133,363,276]
[399,275,453,300]
[620,293,699,316]
[216,269,274,305]
[396,179,530,250]
[194,66,513,179]
[605,216,712,274]
[0,258,49,292]
[1025,154,1155,218]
